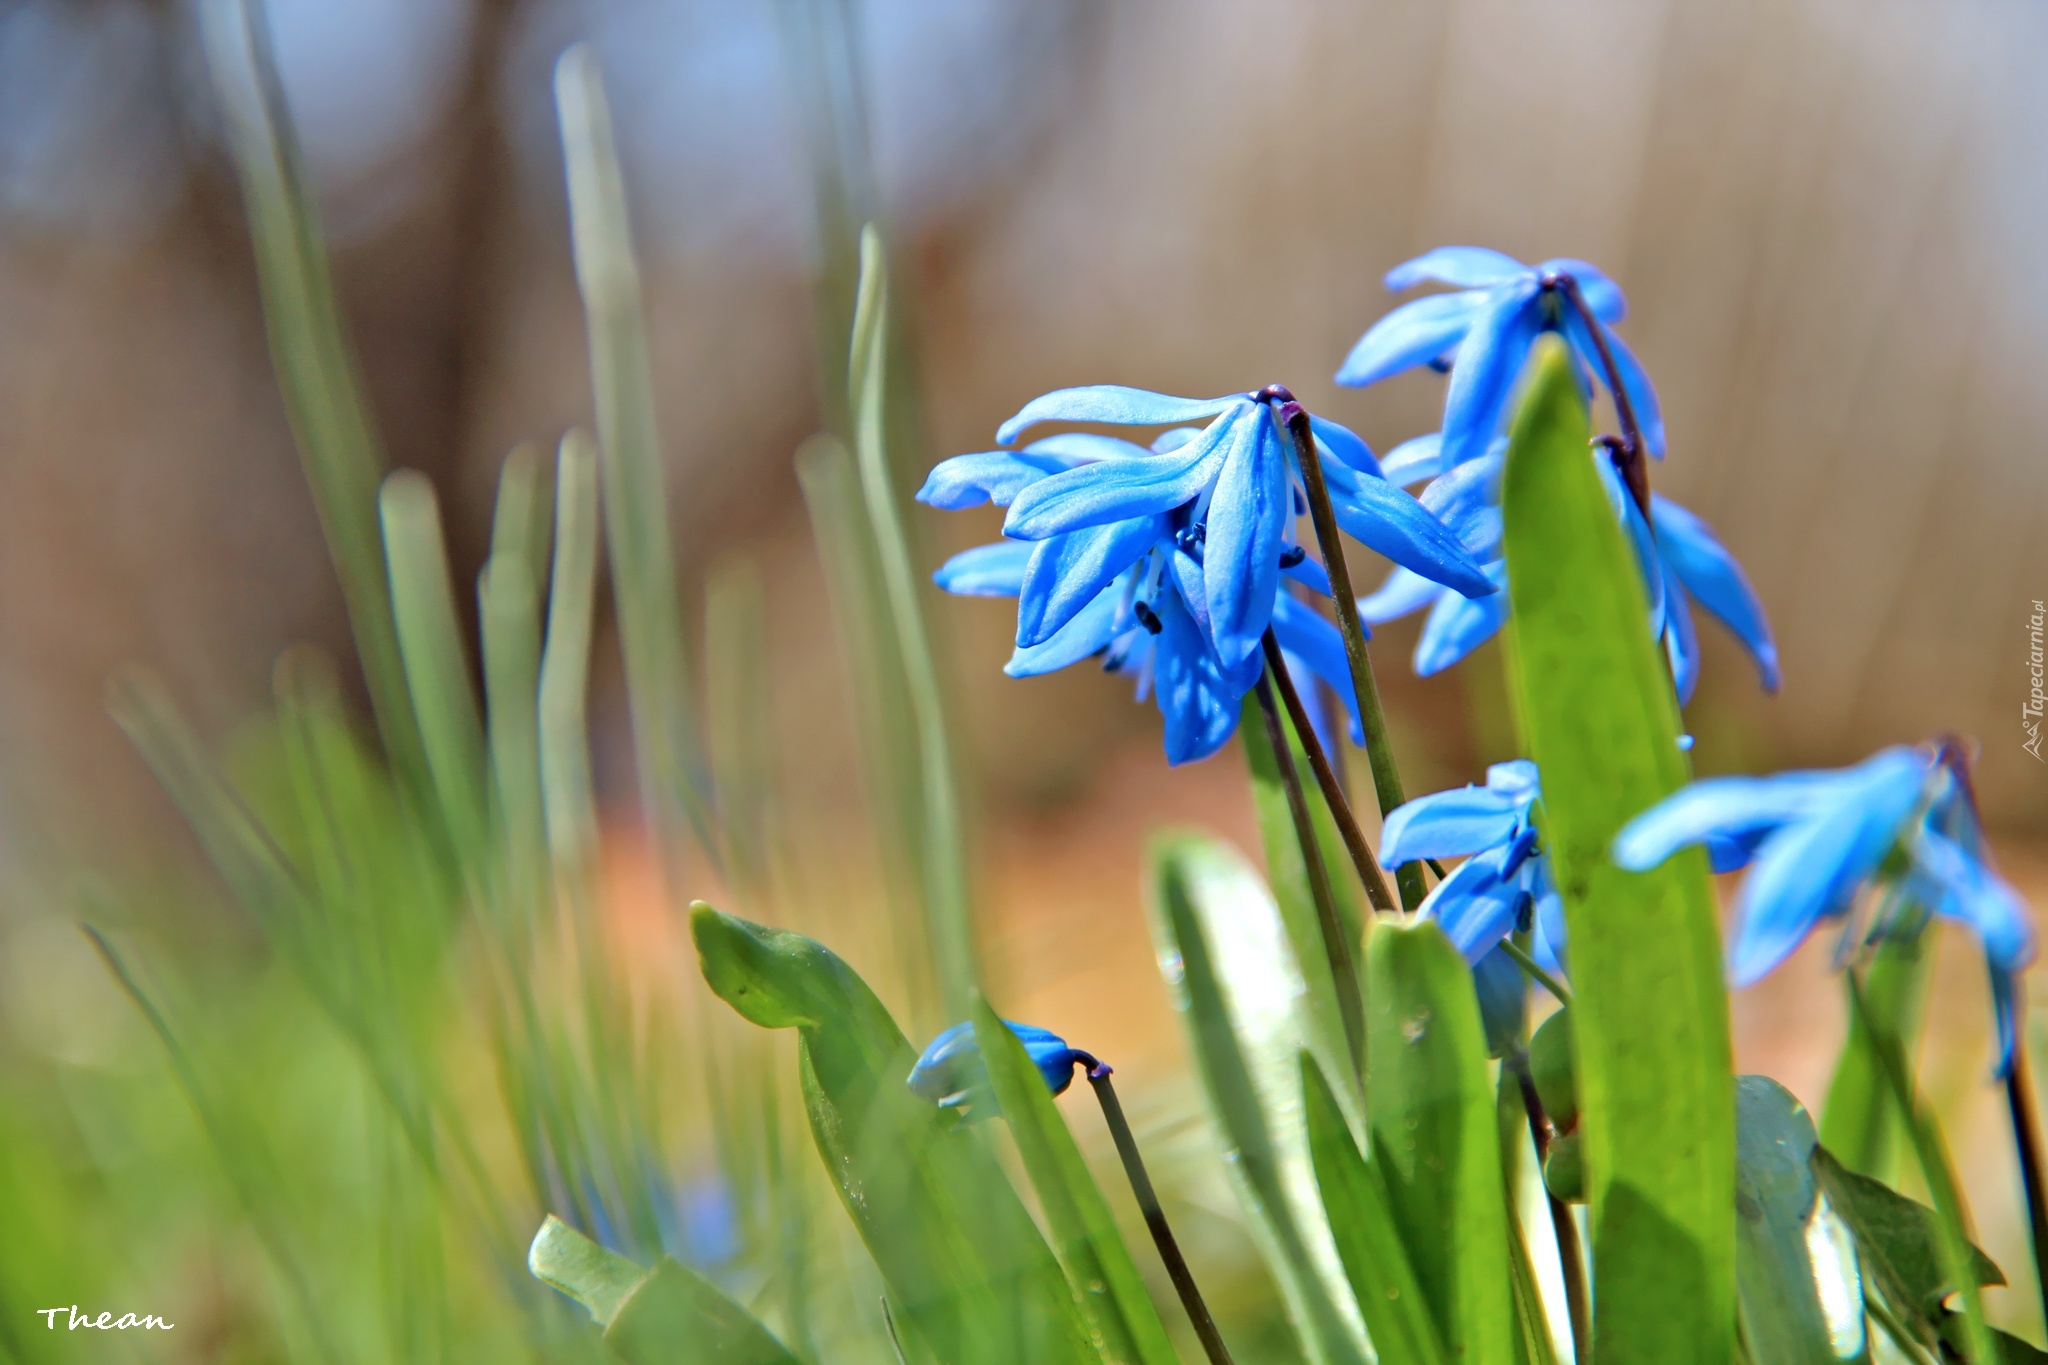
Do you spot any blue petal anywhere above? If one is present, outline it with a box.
[1472,947,1529,1057]
[1325,468,1496,597]
[1381,786,1524,865]
[1611,757,1921,872]
[1006,581,1126,676]
[1536,258,1626,322]
[1336,291,1492,388]
[1016,518,1163,647]
[1308,414,1382,475]
[1420,449,1507,555]
[1359,566,1447,625]
[1152,427,1202,453]
[1004,409,1238,539]
[1283,553,1332,597]
[918,450,1076,509]
[934,540,1032,597]
[1440,280,1544,470]
[1910,830,2035,974]
[996,386,1244,445]
[1415,565,1510,675]
[1202,414,1290,670]
[1419,849,1523,962]
[1024,432,1155,463]
[1152,588,1246,765]
[1385,246,1527,291]
[1653,496,1780,691]
[1486,760,1540,799]
[1663,559,1701,706]
[1272,592,1363,745]
[1378,433,1443,487]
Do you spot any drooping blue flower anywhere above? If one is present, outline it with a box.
[933,521,1363,765]
[1336,246,1664,472]
[907,1019,1087,1122]
[1614,744,2036,1072]
[1357,437,1779,702]
[930,384,1493,675]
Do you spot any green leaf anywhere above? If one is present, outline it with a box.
[971,996,1179,1365]
[1363,919,1517,1365]
[1500,335,1736,1364]
[1731,1077,1863,1364]
[537,432,602,880]
[1821,929,1931,1180]
[1239,693,1366,1118]
[1811,1146,2003,1323]
[1301,1053,1447,1365]
[1936,1317,2048,1365]
[555,44,711,865]
[691,904,1100,1365]
[1146,834,1369,1365]
[529,1215,801,1364]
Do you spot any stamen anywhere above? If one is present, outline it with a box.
[1133,601,1163,635]
[1278,546,1306,569]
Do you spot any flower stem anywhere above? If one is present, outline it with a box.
[1252,672,1369,1071]
[1549,275,1650,521]
[1845,970,1997,1364]
[1259,630,1397,914]
[1499,937,1572,1007]
[2005,1048,2048,1326]
[1510,1054,1590,1364]
[1280,404,1426,912]
[1081,1062,1236,1365]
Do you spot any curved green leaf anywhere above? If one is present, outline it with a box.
[972,996,1179,1365]
[1364,919,1516,1365]
[1146,833,1369,1365]
[1301,1053,1446,1365]
[1732,1077,1864,1364]
[1500,335,1736,1364]
[529,1214,800,1364]
[1820,930,1931,1181]
[691,904,1099,1365]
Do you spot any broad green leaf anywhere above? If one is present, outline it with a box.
[529,1215,800,1364]
[971,996,1179,1365]
[1936,1318,2048,1365]
[1731,1077,1865,1364]
[1301,1054,1447,1365]
[692,905,1099,1365]
[556,45,711,864]
[1146,833,1369,1365]
[1820,930,1931,1180]
[1810,1147,2002,1324]
[1363,919,1516,1365]
[1239,692,1366,1120]
[1500,335,1736,1364]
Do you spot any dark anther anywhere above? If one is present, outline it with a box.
[1133,601,1163,635]
[1175,523,1206,550]
[1101,649,1128,672]
[1278,546,1306,569]
[1515,894,1535,936]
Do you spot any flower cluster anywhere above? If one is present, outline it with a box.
[920,385,1492,762]
[907,1019,1085,1122]
[1617,743,2035,1071]
[1340,248,1778,703]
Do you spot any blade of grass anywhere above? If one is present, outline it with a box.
[705,558,777,907]
[848,227,976,1021]
[555,44,714,873]
[1500,336,1735,1364]
[195,0,427,799]
[1821,927,1931,1181]
[539,432,602,881]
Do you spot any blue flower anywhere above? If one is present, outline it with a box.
[926,384,1493,675]
[1380,760,1567,978]
[933,526,1363,766]
[907,1019,1087,1122]
[1357,439,1779,703]
[1614,744,2036,1072]
[1336,246,1663,472]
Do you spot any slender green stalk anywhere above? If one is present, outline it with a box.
[1499,938,1573,1007]
[1844,971,1996,1363]
[848,226,976,1019]
[1259,630,1396,913]
[1251,672,1365,1074]
[1280,404,1425,911]
[2006,1049,2048,1326]
[1080,1063,1235,1365]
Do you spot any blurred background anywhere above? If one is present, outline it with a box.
[2,0,2046,1358]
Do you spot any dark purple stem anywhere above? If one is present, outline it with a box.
[1546,273,1651,522]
